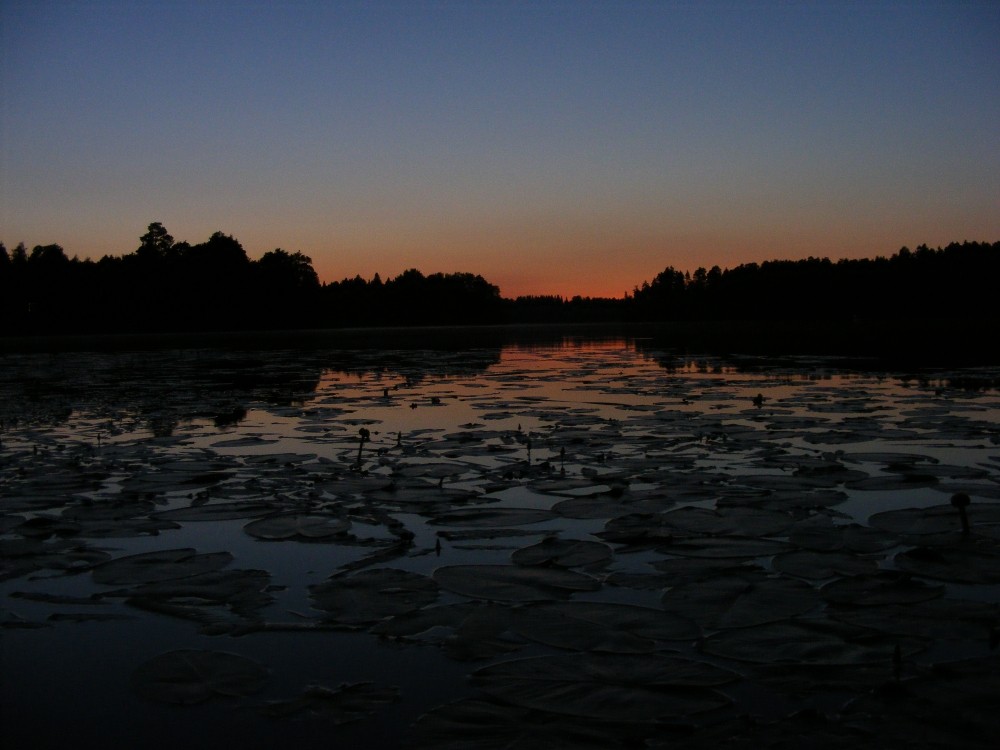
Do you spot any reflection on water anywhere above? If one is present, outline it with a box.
[2,338,1000,749]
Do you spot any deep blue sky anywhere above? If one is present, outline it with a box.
[2,0,997,297]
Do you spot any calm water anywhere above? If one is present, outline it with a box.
[2,338,999,748]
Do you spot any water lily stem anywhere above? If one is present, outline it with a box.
[951,492,971,535]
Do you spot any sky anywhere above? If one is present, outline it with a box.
[1,0,997,299]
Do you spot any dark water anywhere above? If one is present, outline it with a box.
[2,338,999,748]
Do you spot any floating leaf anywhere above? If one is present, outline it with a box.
[840,451,940,466]
[747,662,904,700]
[130,649,269,704]
[893,541,1000,584]
[372,602,521,661]
[659,536,791,559]
[471,653,735,721]
[1,538,112,580]
[211,436,279,448]
[829,597,1000,641]
[71,517,181,539]
[409,697,640,749]
[604,571,679,590]
[551,495,637,519]
[510,601,700,652]
[725,473,843,493]
[394,461,469,479]
[244,513,351,540]
[845,474,939,491]
[786,516,845,552]
[511,538,612,567]
[124,568,273,629]
[820,571,944,606]
[435,528,539,542]
[840,656,1000,747]
[92,548,233,585]
[120,464,236,494]
[47,612,135,623]
[310,568,438,625]
[257,682,398,721]
[717,487,851,512]
[868,504,974,541]
[668,707,889,748]
[660,572,819,629]
[772,550,879,580]
[17,514,85,538]
[433,564,600,602]
[650,557,764,585]
[429,507,556,527]
[597,513,679,549]
[701,619,925,665]
[661,505,793,537]
[243,452,315,465]
[840,523,900,553]
[153,502,276,521]
[59,500,150,524]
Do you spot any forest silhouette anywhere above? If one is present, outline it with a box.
[1,223,997,336]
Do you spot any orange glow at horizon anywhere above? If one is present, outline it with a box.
[309,255,644,300]
[303,217,951,301]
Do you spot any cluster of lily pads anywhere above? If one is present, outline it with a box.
[2,344,999,748]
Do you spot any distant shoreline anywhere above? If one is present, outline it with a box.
[2,318,998,367]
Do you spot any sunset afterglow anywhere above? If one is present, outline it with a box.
[2,1,997,299]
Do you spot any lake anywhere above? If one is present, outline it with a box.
[2,332,999,748]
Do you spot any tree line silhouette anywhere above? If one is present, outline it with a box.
[1,222,996,335]
[630,242,1000,322]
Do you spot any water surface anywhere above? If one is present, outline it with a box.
[2,338,999,748]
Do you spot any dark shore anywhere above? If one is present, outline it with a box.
[3,318,998,370]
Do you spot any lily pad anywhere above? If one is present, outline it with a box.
[552,495,638,519]
[716,488,850,512]
[244,513,351,540]
[893,542,1000,584]
[772,550,879,580]
[511,538,612,568]
[510,601,701,652]
[867,503,990,541]
[819,571,944,606]
[92,548,233,585]
[840,451,940,466]
[840,656,1000,746]
[596,513,680,549]
[211,436,279,448]
[650,557,764,584]
[124,568,274,630]
[310,568,438,625]
[428,507,556,527]
[786,516,846,552]
[257,682,398,721]
[701,619,925,665]
[829,598,1000,641]
[661,505,793,537]
[433,564,600,602]
[659,536,791,559]
[153,502,276,521]
[660,572,819,629]
[409,697,641,749]
[130,649,269,704]
[840,523,900,553]
[371,602,522,661]
[60,500,154,523]
[471,653,735,721]
[844,471,939,491]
